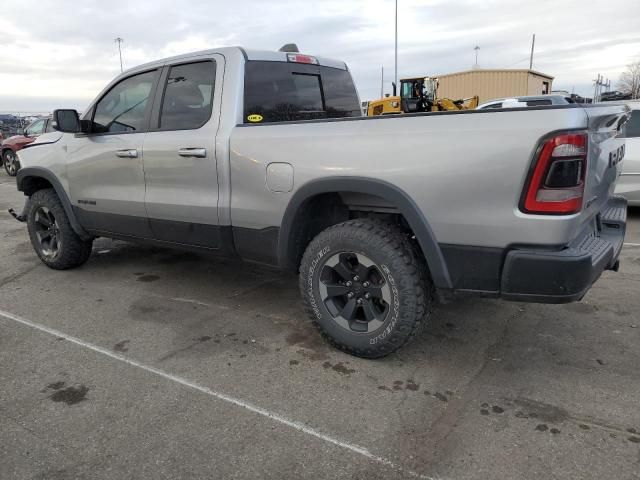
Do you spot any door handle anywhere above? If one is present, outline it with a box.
[178,148,207,158]
[115,149,138,158]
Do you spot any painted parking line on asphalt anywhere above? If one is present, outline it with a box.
[624,242,640,247]
[0,308,436,480]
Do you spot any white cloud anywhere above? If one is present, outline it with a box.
[0,0,639,112]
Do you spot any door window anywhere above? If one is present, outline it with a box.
[93,70,156,134]
[158,61,216,130]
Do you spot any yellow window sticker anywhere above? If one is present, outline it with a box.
[247,114,263,123]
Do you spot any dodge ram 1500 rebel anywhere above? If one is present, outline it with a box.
[13,46,630,358]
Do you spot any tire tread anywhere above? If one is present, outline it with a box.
[27,189,93,270]
[299,218,432,358]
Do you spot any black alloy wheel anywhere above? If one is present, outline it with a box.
[318,251,391,333]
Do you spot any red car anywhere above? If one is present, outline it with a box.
[1,117,53,176]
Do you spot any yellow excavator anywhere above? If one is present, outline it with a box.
[367,76,479,116]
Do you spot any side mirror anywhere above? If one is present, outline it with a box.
[52,109,81,133]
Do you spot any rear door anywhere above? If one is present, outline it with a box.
[66,69,160,237]
[142,56,222,248]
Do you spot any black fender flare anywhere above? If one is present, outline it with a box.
[16,166,92,240]
[277,177,452,289]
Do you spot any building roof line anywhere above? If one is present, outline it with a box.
[435,68,554,80]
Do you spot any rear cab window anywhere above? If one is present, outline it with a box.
[243,61,361,123]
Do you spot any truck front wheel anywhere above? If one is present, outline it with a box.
[299,219,431,358]
[26,189,93,270]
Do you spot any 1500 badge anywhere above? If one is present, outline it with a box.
[609,144,625,168]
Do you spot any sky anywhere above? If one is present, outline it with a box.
[1,0,639,113]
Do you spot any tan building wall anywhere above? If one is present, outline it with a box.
[435,69,553,104]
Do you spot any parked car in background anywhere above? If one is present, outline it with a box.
[601,91,632,102]
[1,116,52,176]
[615,101,640,206]
[476,94,575,110]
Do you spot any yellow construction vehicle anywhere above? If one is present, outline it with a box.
[367,76,479,115]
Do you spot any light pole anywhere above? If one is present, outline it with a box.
[474,46,480,66]
[115,37,124,73]
[529,34,536,70]
[394,0,398,90]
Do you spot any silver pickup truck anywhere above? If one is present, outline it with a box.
[14,47,630,358]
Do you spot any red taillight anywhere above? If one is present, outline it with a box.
[286,53,319,64]
[522,133,588,215]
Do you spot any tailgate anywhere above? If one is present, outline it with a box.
[580,103,631,222]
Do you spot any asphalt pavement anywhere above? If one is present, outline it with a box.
[1,173,639,480]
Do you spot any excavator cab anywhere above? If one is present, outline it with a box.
[399,77,438,113]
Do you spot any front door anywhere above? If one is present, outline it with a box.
[142,57,222,248]
[66,69,160,237]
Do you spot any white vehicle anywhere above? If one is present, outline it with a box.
[615,101,640,206]
[476,94,575,110]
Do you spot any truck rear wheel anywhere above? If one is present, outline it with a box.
[26,189,93,270]
[299,219,431,358]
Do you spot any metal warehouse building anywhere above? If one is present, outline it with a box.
[435,68,554,104]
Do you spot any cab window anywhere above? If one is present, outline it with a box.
[93,70,156,134]
[243,61,360,123]
[159,61,216,131]
[401,81,414,98]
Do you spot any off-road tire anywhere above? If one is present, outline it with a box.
[299,218,432,358]
[27,189,93,270]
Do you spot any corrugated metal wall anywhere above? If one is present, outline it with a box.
[436,71,552,103]
[527,73,552,96]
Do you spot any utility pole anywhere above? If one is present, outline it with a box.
[380,66,384,98]
[474,46,480,66]
[592,74,608,102]
[529,34,536,70]
[114,37,124,73]
[394,0,398,89]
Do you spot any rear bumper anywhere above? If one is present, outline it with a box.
[500,196,627,303]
